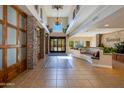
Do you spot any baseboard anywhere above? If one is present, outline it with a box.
[93,64,112,68]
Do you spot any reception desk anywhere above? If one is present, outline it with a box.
[112,53,124,69]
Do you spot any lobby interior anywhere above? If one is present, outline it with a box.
[0,5,124,88]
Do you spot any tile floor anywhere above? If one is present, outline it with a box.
[6,54,124,88]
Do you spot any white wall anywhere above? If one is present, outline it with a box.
[67,36,96,52]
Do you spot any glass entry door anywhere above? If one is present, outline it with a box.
[50,37,66,52]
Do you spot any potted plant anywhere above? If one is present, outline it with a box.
[114,42,124,54]
[112,42,124,69]
[103,47,117,54]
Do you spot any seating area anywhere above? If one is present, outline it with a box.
[70,47,112,68]
[70,48,100,64]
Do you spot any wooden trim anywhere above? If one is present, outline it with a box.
[16,9,19,70]
[7,23,18,29]
[19,28,26,32]
[0,45,26,48]
[3,6,8,82]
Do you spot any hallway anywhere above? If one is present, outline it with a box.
[7,54,124,88]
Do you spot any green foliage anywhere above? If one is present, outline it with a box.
[114,42,124,54]
[103,47,117,53]
[63,28,67,33]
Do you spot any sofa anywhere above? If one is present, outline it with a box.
[80,48,100,59]
[70,48,100,63]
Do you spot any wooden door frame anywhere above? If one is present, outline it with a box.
[0,5,27,83]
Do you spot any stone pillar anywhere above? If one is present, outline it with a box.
[27,16,36,69]
[41,28,45,58]
[45,33,49,54]
[96,34,103,47]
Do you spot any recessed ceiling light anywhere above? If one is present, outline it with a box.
[104,24,109,27]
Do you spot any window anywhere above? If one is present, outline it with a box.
[18,48,26,61]
[7,6,17,26]
[19,31,26,45]
[40,8,42,19]
[0,24,2,44]
[34,5,38,13]
[69,41,74,49]
[7,48,16,67]
[19,15,26,30]
[53,24,63,32]
[0,5,3,19]
[73,5,80,19]
[7,27,16,44]
[0,6,27,81]
[0,49,2,70]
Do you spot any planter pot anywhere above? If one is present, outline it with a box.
[112,53,124,70]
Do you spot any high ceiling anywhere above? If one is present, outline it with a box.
[43,5,74,17]
[41,5,124,37]
[90,7,124,28]
[69,6,124,37]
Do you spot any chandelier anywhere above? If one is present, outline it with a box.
[52,5,63,25]
[55,17,61,25]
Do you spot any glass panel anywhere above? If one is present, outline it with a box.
[19,31,26,45]
[8,6,17,25]
[53,39,57,51]
[20,15,26,29]
[0,6,3,20]
[62,39,65,51]
[0,24,2,44]
[0,49,2,70]
[18,48,26,61]
[58,39,62,51]
[7,48,16,67]
[51,39,54,51]
[8,27,16,44]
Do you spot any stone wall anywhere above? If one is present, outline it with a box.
[101,30,124,47]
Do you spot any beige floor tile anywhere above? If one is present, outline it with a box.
[8,56,124,88]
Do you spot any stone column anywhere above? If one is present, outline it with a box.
[45,33,49,54]
[96,34,103,47]
[40,28,45,58]
[27,16,36,69]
